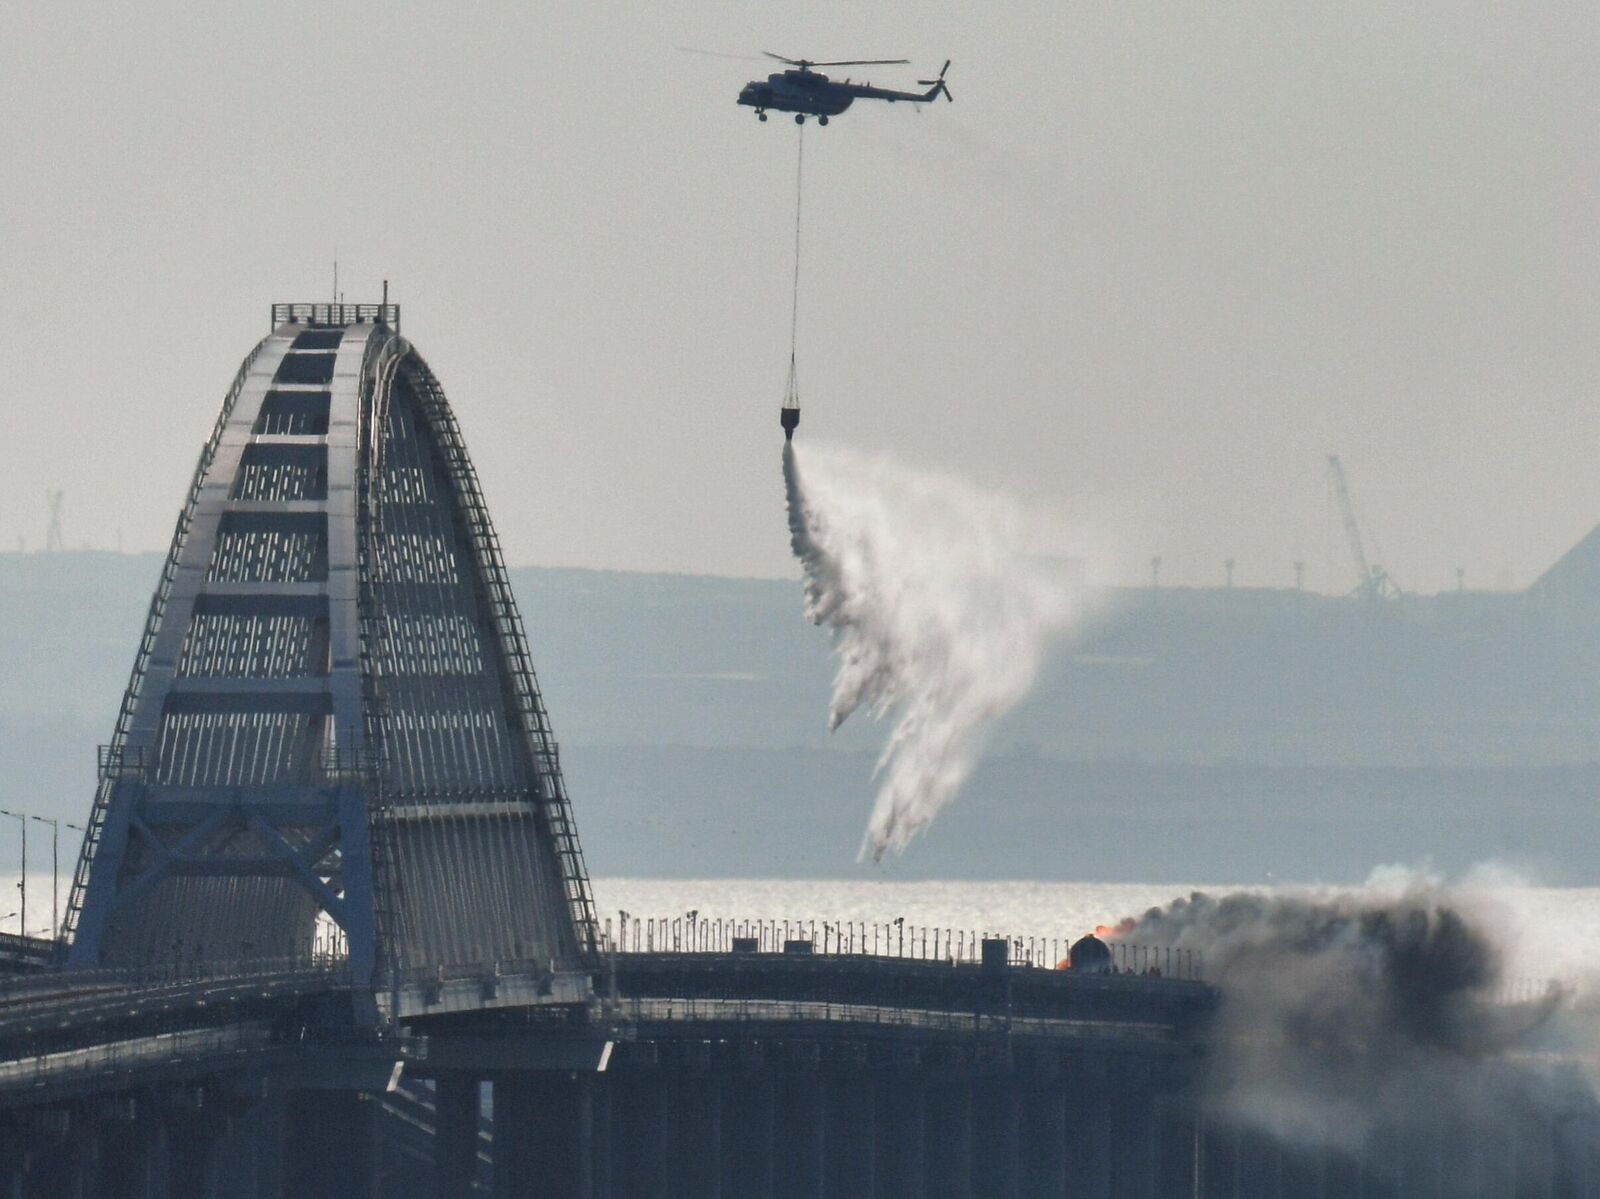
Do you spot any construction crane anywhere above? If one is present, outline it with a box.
[1327,455,1400,600]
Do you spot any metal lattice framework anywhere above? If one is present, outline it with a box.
[63,306,599,988]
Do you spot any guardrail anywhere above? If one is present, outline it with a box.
[97,743,156,782]
[271,303,399,330]
[0,932,56,968]
[619,996,1179,1043]
[604,915,1204,980]
[0,1023,274,1093]
[0,955,351,1010]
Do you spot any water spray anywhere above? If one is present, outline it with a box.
[784,442,1074,858]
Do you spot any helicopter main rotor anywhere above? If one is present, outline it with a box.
[762,52,910,72]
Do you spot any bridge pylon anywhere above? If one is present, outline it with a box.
[62,303,599,1002]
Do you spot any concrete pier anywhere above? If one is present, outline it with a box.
[431,1076,479,1199]
[284,1090,375,1199]
[451,1036,1197,1199]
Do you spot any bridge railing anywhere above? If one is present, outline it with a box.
[617,996,1177,1042]
[0,953,351,1009]
[316,746,386,786]
[0,931,57,970]
[271,302,400,330]
[0,1024,277,1095]
[97,744,153,781]
[602,915,1205,981]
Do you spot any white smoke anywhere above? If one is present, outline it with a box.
[783,441,1075,860]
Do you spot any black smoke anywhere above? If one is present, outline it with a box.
[1127,883,1599,1173]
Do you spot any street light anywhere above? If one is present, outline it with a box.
[0,810,25,936]
[0,810,82,940]
[28,816,80,940]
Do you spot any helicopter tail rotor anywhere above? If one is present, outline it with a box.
[918,59,953,102]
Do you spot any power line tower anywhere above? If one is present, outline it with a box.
[44,491,64,553]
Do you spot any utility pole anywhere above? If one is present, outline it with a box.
[1150,556,1162,588]
[1294,561,1305,591]
[44,491,64,554]
[1225,558,1236,588]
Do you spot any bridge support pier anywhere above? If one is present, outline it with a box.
[670,1070,720,1199]
[165,1108,227,1199]
[1065,1078,1113,1198]
[926,1074,974,1199]
[612,1071,669,1199]
[1155,1095,1200,1198]
[1019,1081,1066,1199]
[973,1075,1019,1199]
[589,1075,612,1199]
[433,1075,480,1199]
[283,1090,376,1199]
[100,1117,159,1199]
[1111,1087,1161,1199]
[493,1072,592,1199]
[875,1070,925,1199]
[824,1067,874,1199]
[779,1066,824,1199]
[725,1070,776,1199]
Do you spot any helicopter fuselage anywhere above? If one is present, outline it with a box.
[738,69,940,121]
[739,71,855,118]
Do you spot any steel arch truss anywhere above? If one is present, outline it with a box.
[63,308,598,990]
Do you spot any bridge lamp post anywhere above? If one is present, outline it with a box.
[0,810,24,936]
[28,816,78,940]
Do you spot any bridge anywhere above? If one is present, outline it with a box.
[0,303,1590,1199]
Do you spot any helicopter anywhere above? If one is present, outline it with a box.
[738,53,952,124]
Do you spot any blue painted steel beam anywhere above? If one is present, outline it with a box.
[65,303,597,1008]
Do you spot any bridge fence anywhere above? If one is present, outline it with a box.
[603,915,1205,980]
[601,915,1572,1002]
[618,996,1177,1042]
[0,954,351,1008]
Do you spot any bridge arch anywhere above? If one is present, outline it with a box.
[63,304,598,986]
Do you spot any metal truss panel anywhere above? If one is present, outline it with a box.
[67,322,386,984]
[359,354,597,974]
[65,307,597,1006]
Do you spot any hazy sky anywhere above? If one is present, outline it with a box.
[2,3,1596,592]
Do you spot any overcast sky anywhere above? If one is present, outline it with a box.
[2,3,1596,592]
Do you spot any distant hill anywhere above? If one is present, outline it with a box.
[4,549,1600,883]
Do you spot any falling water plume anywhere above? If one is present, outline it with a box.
[784,441,1075,860]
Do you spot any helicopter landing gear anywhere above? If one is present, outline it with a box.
[795,114,805,125]
[818,115,829,126]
